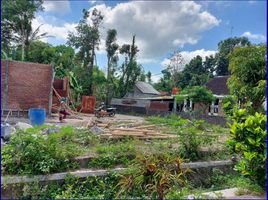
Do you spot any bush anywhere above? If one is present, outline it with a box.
[20,173,120,199]
[222,95,237,116]
[227,109,266,187]
[117,153,190,199]
[2,126,83,175]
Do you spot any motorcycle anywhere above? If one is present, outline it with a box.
[94,106,116,118]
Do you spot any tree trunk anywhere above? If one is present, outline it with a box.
[25,40,29,61]
[21,42,25,61]
[88,43,95,95]
[106,56,111,106]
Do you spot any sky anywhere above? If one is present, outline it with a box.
[34,0,267,82]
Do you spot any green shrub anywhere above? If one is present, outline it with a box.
[2,126,83,175]
[117,153,190,199]
[89,142,136,169]
[227,109,266,187]
[20,173,120,199]
[222,95,237,116]
[178,125,217,161]
[147,114,188,127]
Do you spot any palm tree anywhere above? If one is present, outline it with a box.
[14,23,50,61]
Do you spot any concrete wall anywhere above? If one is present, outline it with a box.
[1,60,53,112]
[194,102,225,117]
[177,112,228,127]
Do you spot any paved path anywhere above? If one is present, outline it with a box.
[201,188,266,199]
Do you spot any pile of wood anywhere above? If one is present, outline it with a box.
[89,122,177,139]
[87,119,111,129]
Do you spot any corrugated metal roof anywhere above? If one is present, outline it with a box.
[135,81,160,95]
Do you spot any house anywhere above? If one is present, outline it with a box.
[205,76,230,116]
[178,76,230,116]
[124,81,161,98]
[1,60,53,116]
[111,81,176,115]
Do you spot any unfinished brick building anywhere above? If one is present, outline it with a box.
[1,60,53,115]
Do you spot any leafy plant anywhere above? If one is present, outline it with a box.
[176,86,216,113]
[117,153,190,200]
[2,126,83,175]
[222,95,237,117]
[147,114,188,128]
[88,142,136,168]
[228,45,266,111]
[227,109,266,187]
[19,173,120,199]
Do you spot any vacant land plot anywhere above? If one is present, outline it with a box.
[1,114,265,199]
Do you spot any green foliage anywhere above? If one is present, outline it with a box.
[176,55,213,89]
[228,45,266,111]
[116,35,143,97]
[176,86,215,113]
[1,126,90,175]
[153,69,173,92]
[178,121,217,161]
[21,173,120,199]
[147,114,188,127]
[215,37,251,75]
[106,29,119,105]
[117,153,189,199]
[227,110,266,187]
[67,8,103,95]
[222,95,237,116]
[88,142,136,169]
[1,0,46,60]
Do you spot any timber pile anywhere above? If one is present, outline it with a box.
[88,122,177,139]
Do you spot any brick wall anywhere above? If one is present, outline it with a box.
[1,60,53,112]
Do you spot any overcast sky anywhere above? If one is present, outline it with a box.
[34,0,266,82]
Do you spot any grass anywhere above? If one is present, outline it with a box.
[2,114,231,173]
[3,114,265,199]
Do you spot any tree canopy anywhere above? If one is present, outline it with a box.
[215,37,251,76]
[228,45,266,110]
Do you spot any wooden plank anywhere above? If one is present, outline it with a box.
[110,128,155,133]
[135,125,156,129]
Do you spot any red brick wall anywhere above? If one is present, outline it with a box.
[1,60,53,111]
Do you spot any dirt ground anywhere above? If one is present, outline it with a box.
[2,113,145,127]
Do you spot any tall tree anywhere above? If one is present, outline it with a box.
[139,70,146,82]
[105,29,119,105]
[203,55,216,75]
[154,69,173,93]
[68,8,103,95]
[146,71,152,83]
[1,0,45,60]
[117,35,142,97]
[166,50,185,85]
[177,55,210,89]
[228,45,266,111]
[215,37,251,75]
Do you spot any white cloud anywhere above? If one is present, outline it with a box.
[241,31,266,42]
[89,0,96,4]
[161,49,217,68]
[32,16,77,41]
[88,1,220,60]
[151,74,161,83]
[43,1,71,15]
